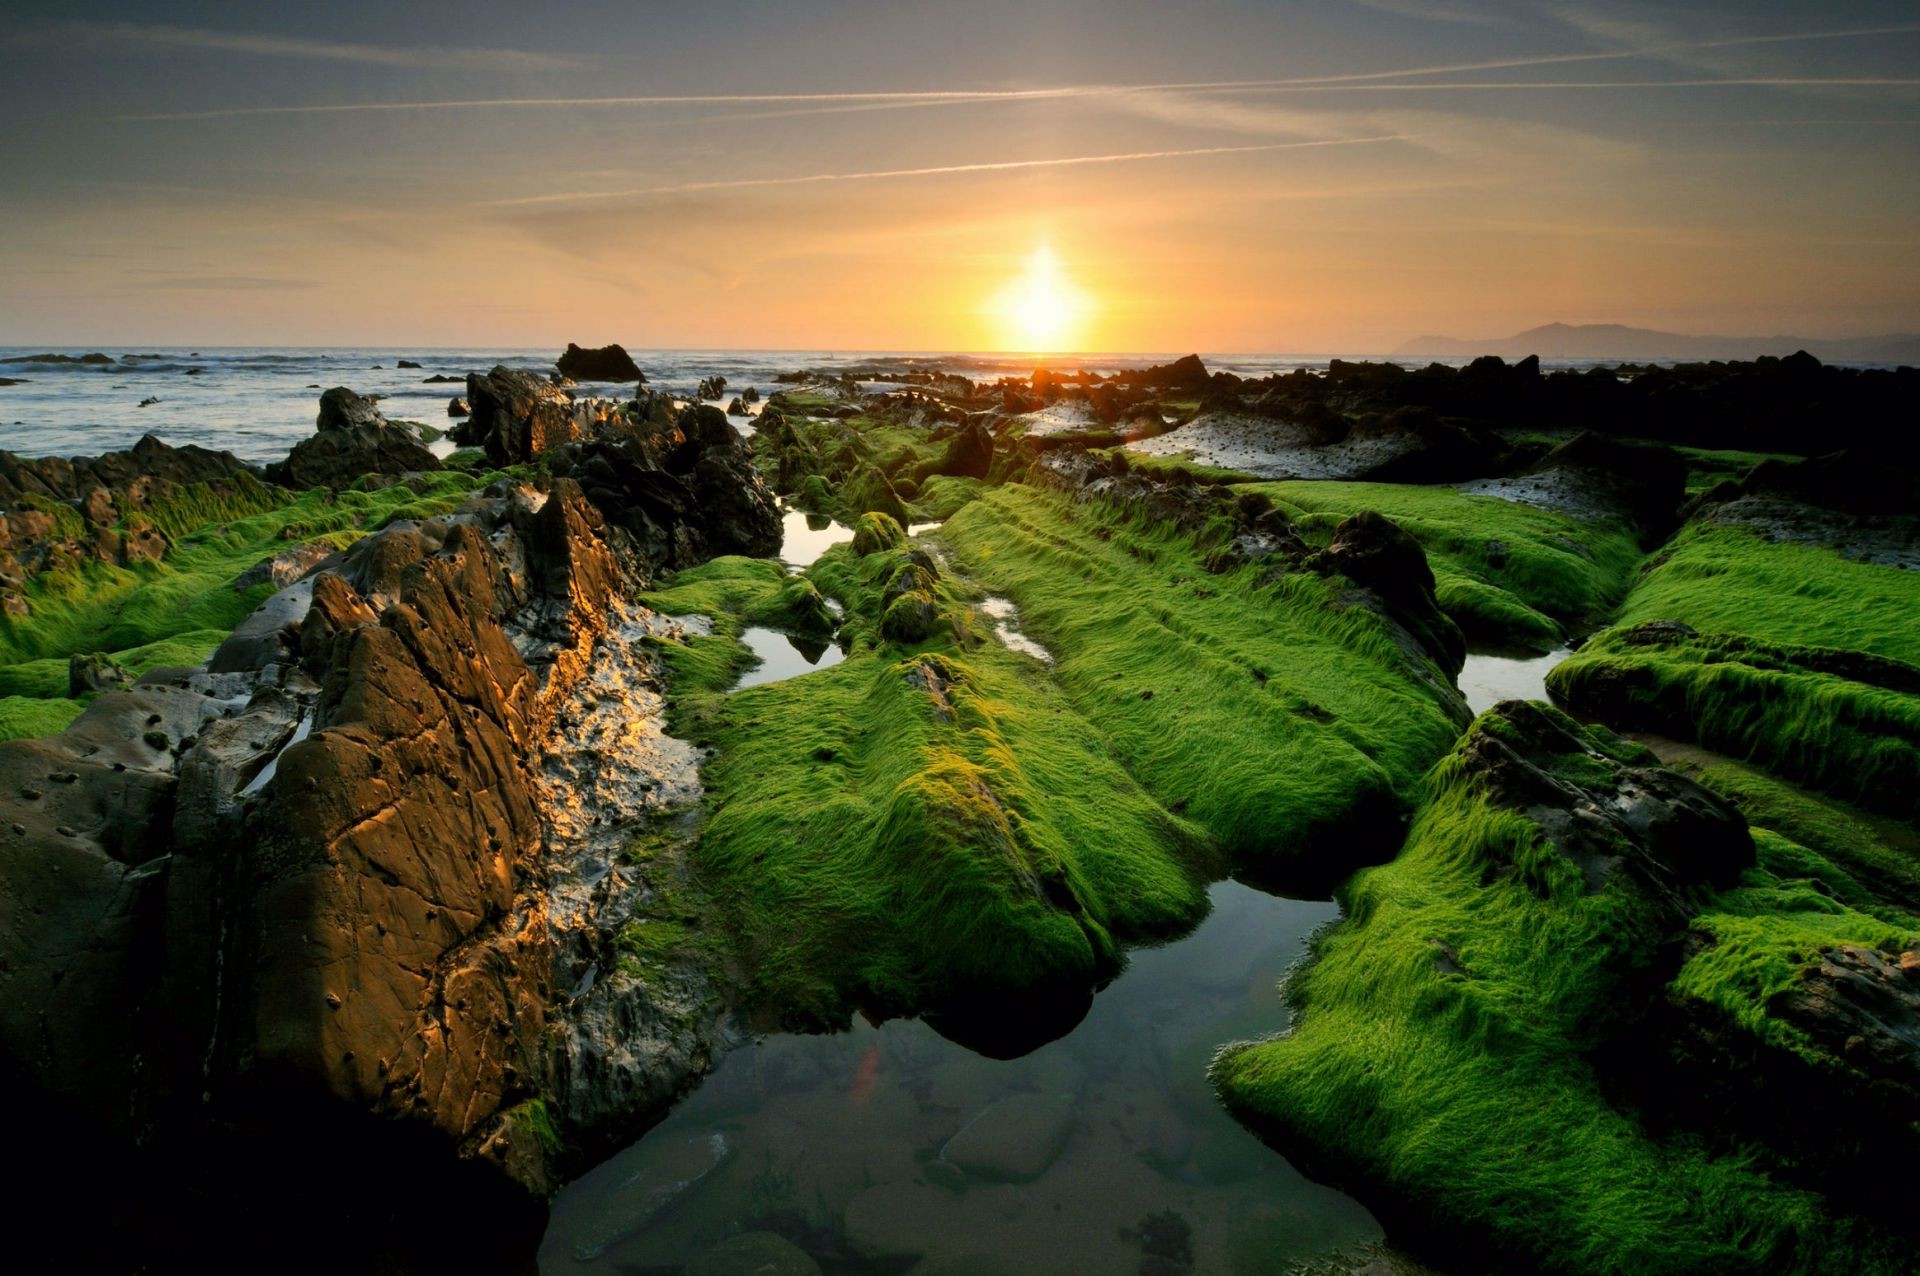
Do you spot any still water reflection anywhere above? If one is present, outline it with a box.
[732,628,847,691]
[540,882,1381,1273]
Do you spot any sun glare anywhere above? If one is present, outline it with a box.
[992,245,1090,352]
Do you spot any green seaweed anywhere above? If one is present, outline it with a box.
[1615,525,1920,665]
[1212,712,1906,1275]
[1246,480,1643,650]
[934,484,1464,872]
[0,473,489,737]
[0,694,88,742]
[1548,627,1920,820]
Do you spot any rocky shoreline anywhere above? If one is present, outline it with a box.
[1,345,1915,1271]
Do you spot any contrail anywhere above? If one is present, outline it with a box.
[1221,78,1920,93]
[482,136,1408,208]
[118,21,1920,121]
[122,88,1090,122]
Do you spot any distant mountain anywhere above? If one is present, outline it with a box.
[1393,322,1920,365]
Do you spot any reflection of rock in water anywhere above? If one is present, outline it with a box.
[543,884,1389,1274]
[787,633,829,664]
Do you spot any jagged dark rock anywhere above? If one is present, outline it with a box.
[0,404,787,1256]
[555,342,643,382]
[541,403,781,567]
[0,435,268,612]
[456,365,620,465]
[265,387,442,489]
[1313,510,1466,679]
[1460,701,1753,916]
[925,420,994,481]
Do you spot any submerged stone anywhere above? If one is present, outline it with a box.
[940,1092,1076,1182]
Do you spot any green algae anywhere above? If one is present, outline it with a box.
[662,645,1214,1025]
[1673,446,1795,495]
[1546,522,1920,819]
[1247,480,1643,651]
[1549,627,1920,821]
[0,471,489,739]
[1688,761,1920,917]
[1211,710,1907,1275]
[1673,834,1918,1065]
[0,694,87,742]
[934,484,1464,875]
[1615,524,1920,665]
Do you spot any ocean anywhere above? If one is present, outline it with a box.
[1,346,1565,465]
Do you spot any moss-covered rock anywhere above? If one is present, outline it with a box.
[851,511,907,557]
[1212,702,1908,1274]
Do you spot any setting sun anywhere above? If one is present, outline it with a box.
[991,245,1091,352]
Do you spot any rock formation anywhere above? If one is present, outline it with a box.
[555,342,643,382]
[266,387,443,490]
[0,435,272,614]
[0,398,781,1258]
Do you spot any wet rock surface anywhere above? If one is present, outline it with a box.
[1459,431,1685,535]
[0,390,780,1252]
[1461,700,1753,915]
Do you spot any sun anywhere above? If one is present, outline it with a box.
[991,246,1090,352]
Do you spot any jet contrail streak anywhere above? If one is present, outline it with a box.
[119,21,1920,121]
[483,136,1409,207]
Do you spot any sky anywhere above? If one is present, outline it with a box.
[0,1,1916,352]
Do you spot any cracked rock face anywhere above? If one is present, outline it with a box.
[0,404,780,1213]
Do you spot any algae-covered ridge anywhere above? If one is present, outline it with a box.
[0,469,498,740]
[6,355,1918,1275]
[635,380,1920,1274]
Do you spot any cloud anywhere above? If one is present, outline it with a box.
[128,275,316,291]
[117,19,1920,123]
[1344,0,1515,26]
[482,137,1410,208]
[122,87,1086,123]
[61,21,572,72]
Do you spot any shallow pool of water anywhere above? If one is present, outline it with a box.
[780,509,853,569]
[540,882,1381,1273]
[1459,646,1571,716]
[732,627,847,690]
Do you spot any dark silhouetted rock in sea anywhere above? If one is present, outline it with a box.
[0,351,116,365]
[447,395,470,417]
[396,359,422,369]
[556,342,643,382]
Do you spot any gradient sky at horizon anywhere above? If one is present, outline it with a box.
[1,1,1916,352]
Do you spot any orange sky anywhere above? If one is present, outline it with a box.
[2,3,1917,351]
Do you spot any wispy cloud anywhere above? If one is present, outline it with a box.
[484,137,1410,208]
[1223,78,1920,93]
[122,87,1087,123]
[116,20,1920,121]
[1344,0,1511,26]
[61,21,572,72]
[128,275,316,291]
